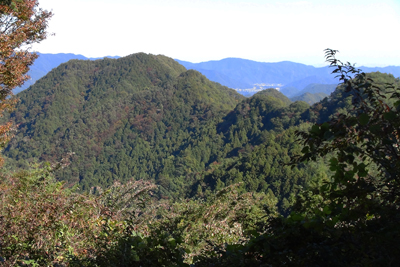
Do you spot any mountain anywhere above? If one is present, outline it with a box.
[175,58,337,90]
[295,83,337,96]
[17,55,400,99]
[279,86,299,98]
[4,53,244,194]
[5,49,398,212]
[176,58,400,98]
[360,66,400,78]
[281,76,336,92]
[3,47,399,267]
[290,92,328,105]
[2,52,325,209]
[253,88,292,106]
[14,53,120,94]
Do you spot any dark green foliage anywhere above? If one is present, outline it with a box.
[198,127,328,214]
[2,53,331,211]
[198,49,400,266]
[7,50,397,217]
[13,53,94,94]
[4,48,400,266]
[3,53,245,194]
[252,88,292,106]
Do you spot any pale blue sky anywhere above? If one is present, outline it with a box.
[33,0,400,67]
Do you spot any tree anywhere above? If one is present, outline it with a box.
[285,48,400,265]
[296,48,400,217]
[0,0,52,164]
[199,49,400,266]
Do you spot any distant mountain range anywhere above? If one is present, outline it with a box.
[15,53,400,101]
[176,58,400,96]
[175,58,338,90]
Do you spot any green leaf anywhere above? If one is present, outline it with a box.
[359,113,370,125]
[323,130,334,140]
[321,184,330,192]
[383,111,396,121]
[369,124,381,134]
[323,206,331,215]
[290,213,303,221]
[168,237,176,247]
[320,122,330,131]
[301,146,309,153]
[329,158,338,171]
[310,125,320,135]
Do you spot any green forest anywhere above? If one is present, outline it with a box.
[1,47,400,266]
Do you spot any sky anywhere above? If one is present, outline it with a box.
[32,0,400,67]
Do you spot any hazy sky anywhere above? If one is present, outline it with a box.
[32,0,400,67]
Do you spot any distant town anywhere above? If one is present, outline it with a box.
[234,83,283,94]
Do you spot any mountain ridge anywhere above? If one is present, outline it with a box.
[14,53,121,94]
[4,53,244,192]
[16,53,400,99]
[176,58,400,95]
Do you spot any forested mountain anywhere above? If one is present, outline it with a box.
[16,54,400,100]
[3,49,400,265]
[4,52,399,205]
[14,53,120,94]
[4,53,244,193]
[2,52,329,208]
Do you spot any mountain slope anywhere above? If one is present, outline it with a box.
[14,53,120,94]
[5,53,244,191]
[290,92,328,105]
[294,83,337,96]
[6,53,397,210]
[253,88,292,106]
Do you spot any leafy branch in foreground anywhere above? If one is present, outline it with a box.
[197,49,400,266]
[296,48,400,215]
[0,0,52,163]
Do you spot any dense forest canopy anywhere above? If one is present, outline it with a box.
[3,52,399,203]
[2,53,333,206]
[1,46,400,266]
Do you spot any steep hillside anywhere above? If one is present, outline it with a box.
[3,53,328,208]
[14,53,120,94]
[7,55,396,209]
[189,72,400,212]
[4,53,244,192]
[253,88,292,106]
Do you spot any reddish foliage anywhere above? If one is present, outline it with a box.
[0,0,52,164]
